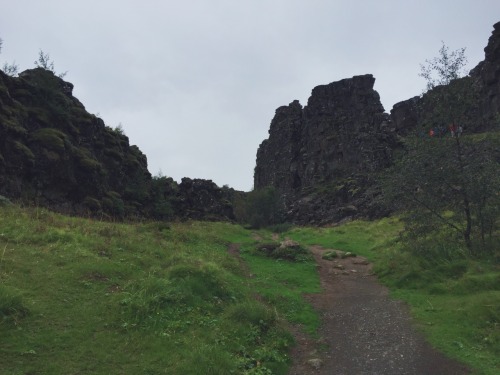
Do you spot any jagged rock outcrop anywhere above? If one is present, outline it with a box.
[175,178,235,221]
[472,21,500,125]
[0,68,237,220]
[255,74,396,224]
[255,75,393,190]
[255,22,500,225]
[391,21,500,135]
[0,68,152,216]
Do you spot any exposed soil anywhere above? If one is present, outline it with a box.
[287,245,471,375]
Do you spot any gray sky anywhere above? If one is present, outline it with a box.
[1,1,499,191]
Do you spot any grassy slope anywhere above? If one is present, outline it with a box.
[287,217,500,375]
[0,206,320,375]
[2,205,498,374]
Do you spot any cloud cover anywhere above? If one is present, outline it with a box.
[1,0,499,191]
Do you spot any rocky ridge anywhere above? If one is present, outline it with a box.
[0,68,236,221]
[255,21,500,225]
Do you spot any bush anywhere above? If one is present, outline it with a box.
[234,187,285,229]
[0,194,12,206]
[102,191,125,217]
[268,222,293,233]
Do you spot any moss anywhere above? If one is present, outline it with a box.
[41,149,61,162]
[13,141,35,160]
[104,147,123,160]
[70,107,93,125]
[82,196,101,211]
[27,108,51,126]
[102,191,125,217]
[0,116,27,136]
[31,128,67,151]
[106,191,122,200]
[12,88,33,100]
[73,147,103,172]
[79,157,102,171]
[125,154,141,169]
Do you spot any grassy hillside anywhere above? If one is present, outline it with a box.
[1,205,498,374]
[0,205,319,374]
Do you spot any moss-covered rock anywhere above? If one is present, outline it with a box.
[0,68,239,222]
[31,128,67,151]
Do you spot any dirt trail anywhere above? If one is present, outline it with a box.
[288,245,470,375]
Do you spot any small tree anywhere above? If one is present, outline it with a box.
[149,174,178,220]
[0,38,19,76]
[234,187,285,229]
[2,61,19,76]
[34,49,67,78]
[419,42,468,91]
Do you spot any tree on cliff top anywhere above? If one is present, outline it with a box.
[0,37,19,76]
[34,49,67,78]
[419,42,468,91]
[383,44,499,257]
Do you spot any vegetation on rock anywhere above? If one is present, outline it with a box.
[383,43,500,256]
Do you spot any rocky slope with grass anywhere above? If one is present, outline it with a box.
[0,68,236,220]
[254,21,500,225]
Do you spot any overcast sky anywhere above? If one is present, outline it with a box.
[1,1,499,191]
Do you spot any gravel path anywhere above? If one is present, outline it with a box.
[287,245,470,375]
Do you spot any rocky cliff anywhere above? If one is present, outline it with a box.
[391,21,500,135]
[0,68,235,221]
[255,22,500,225]
[473,21,500,125]
[255,75,396,224]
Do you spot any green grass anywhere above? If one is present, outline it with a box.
[0,206,308,374]
[216,228,321,335]
[283,217,500,375]
[239,252,320,335]
[3,204,497,373]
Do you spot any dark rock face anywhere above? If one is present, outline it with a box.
[0,68,236,221]
[255,75,396,224]
[255,22,500,225]
[175,178,235,221]
[300,75,392,183]
[254,100,304,192]
[255,75,393,191]
[391,22,500,134]
[472,21,500,125]
[0,68,152,216]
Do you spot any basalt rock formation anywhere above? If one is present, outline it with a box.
[255,22,500,225]
[0,68,235,221]
[175,178,235,221]
[472,21,500,125]
[255,75,397,224]
[391,21,500,135]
